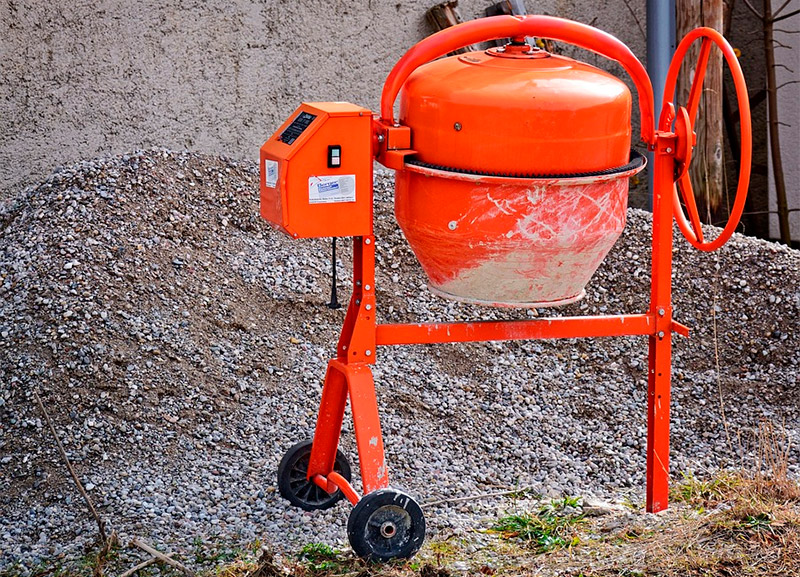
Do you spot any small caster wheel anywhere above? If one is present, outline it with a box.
[347,488,426,562]
[277,440,351,511]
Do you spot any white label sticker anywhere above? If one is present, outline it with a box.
[265,159,279,188]
[308,175,356,204]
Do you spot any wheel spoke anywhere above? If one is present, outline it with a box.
[677,173,705,243]
[289,468,307,481]
[687,37,712,124]
[297,482,313,502]
[289,476,307,487]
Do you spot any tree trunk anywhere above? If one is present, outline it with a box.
[676,0,725,218]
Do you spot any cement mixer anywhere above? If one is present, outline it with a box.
[258,15,751,561]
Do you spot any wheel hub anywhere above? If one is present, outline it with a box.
[379,521,397,538]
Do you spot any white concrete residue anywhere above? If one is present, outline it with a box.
[485,190,518,216]
[434,178,628,305]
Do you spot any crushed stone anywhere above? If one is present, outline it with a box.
[1,150,798,570]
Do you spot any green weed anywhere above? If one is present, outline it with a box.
[741,512,773,533]
[671,470,741,507]
[490,497,585,553]
[297,542,344,573]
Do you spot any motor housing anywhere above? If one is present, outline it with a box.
[260,102,373,239]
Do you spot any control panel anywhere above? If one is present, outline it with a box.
[260,102,373,238]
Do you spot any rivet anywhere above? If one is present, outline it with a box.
[365,238,372,245]
[365,304,372,311]
[377,134,385,143]
[355,299,361,305]
[666,147,673,153]
[454,122,462,131]
[657,308,665,316]
[365,350,372,356]
[364,284,371,291]
[448,221,457,230]
[657,331,665,339]
[356,281,362,286]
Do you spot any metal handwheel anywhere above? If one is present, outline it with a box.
[661,27,752,252]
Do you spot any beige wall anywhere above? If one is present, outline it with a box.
[1,1,648,198]
[769,24,800,243]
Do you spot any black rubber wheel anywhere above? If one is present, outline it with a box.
[277,440,352,511]
[347,488,426,562]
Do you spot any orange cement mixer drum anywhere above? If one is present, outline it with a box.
[399,45,632,175]
[393,44,645,308]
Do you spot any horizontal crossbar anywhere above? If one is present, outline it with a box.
[376,314,655,346]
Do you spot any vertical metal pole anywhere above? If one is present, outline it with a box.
[646,0,676,211]
[343,234,387,494]
[646,134,676,513]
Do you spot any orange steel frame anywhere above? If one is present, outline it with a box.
[303,16,751,514]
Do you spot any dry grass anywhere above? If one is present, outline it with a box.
[572,418,800,577]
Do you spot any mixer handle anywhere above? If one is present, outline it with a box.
[380,14,656,145]
[661,27,752,252]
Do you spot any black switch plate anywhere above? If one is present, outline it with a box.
[327,145,342,168]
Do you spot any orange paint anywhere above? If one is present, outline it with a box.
[399,47,632,174]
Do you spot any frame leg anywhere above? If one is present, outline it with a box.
[307,362,349,480]
[343,362,389,493]
[646,333,671,512]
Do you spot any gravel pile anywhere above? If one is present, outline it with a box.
[1,150,798,571]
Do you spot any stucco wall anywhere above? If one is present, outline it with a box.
[1,0,648,200]
[769,23,800,243]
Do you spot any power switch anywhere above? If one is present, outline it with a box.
[327,145,341,168]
